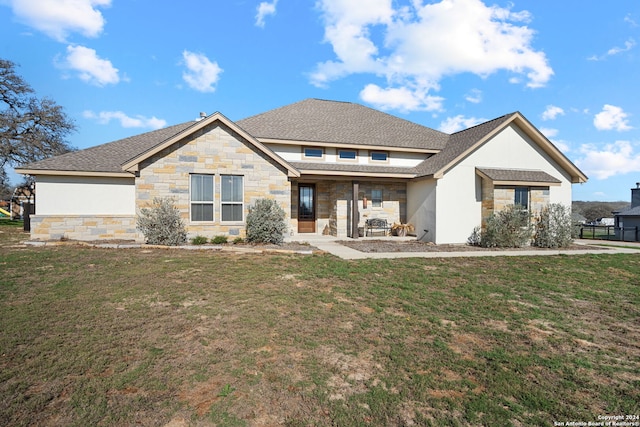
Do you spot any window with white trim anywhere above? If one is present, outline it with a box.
[221,175,243,222]
[190,174,214,222]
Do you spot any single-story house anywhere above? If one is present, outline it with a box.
[614,183,640,241]
[16,98,587,244]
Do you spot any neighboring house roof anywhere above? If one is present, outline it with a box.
[476,168,562,186]
[616,206,640,217]
[237,98,449,151]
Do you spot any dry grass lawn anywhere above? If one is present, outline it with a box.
[1,220,639,426]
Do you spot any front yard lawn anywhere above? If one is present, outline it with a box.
[1,223,638,426]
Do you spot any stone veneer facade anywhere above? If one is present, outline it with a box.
[29,215,138,241]
[481,178,550,227]
[136,122,292,239]
[30,123,293,241]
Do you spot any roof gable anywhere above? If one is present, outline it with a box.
[121,112,299,177]
[237,98,449,150]
[414,112,588,183]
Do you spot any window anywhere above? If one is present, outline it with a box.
[221,175,243,221]
[371,151,388,162]
[338,150,357,160]
[303,147,324,158]
[371,189,382,207]
[190,174,214,222]
[514,187,529,210]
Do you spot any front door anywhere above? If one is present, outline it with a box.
[298,184,316,233]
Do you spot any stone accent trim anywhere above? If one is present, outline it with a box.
[29,215,140,241]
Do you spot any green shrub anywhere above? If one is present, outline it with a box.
[473,204,533,248]
[211,235,228,244]
[233,237,244,244]
[136,197,187,246]
[191,235,208,245]
[533,203,573,248]
[246,198,287,244]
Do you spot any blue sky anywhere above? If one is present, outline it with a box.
[1,0,639,202]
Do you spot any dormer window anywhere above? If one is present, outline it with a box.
[370,151,388,162]
[338,150,357,160]
[303,147,324,159]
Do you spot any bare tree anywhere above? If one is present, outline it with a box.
[0,59,76,187]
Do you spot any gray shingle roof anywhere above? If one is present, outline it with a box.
[19,122,195,173]
[18,100,577,184]
[616,205,640,216]
[237,98,449,150]
[476,168,561,183]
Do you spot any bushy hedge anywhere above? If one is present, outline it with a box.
[469,203,574,249]
[470,204,533,248]
[245,198,287,244]
[533,203,573,248]
[136,197,187,246]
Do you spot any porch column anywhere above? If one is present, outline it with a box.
[352,180,359,239]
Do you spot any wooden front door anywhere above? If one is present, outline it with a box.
[298,184,316,233]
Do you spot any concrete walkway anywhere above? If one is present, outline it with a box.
[285,235,640,260]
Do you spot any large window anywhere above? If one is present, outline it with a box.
[221,175,243,221]
[190,174,214,222]
[514,187,529,210]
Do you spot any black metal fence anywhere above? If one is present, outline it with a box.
[579,225,639,242]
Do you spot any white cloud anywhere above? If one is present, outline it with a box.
[181,51,223,93]
[552,140,570,153]
[7,0,110,42]
[575,141,640,179]
[360,83,444,112]
[83,110,167,129]
[540,127,558,138]
[256,0,278,28]
[62,45,120,86]
[594,105,632,131]
[312,0,552,112]
[625,14,638,27]
[541,105,564,121]
[438,115,484,133]
[465,89,482,104]
[588,38,636,61]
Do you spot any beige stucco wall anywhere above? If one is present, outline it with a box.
[406,178,438,242]
[36,176,135,215]
[136,122,292,239]
[270,144,428,167]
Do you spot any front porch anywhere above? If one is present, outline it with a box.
[289,179,409,238]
